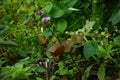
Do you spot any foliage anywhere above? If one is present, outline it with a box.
[0,0,120,80]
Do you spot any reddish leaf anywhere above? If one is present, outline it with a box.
[54,45,64,56]
[49,44,64,56]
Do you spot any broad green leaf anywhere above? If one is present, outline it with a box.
[82,65,93,80]
[49,4,64,18]
[109,10,120,25]
[56,19,67,33]
[43,2,53,13]
[66,0,78,7]
[19,48,29,57]
[84,41,98,59]
[98,63,105,80]
[113,35,120,46]
[109,1,120,25]
[0,40,17,47]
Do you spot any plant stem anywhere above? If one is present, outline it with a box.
[70,45,82,77]
[48,27,61,42]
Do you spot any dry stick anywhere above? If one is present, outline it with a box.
[46,59,50,80]
[70,45,82,77]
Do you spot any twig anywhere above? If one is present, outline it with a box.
[46,59,50,80]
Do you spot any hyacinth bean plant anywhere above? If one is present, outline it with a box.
[0,0,120,80]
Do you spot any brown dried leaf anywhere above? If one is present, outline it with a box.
[62,40,73,52]
[49,44,64,56]
[48,44,59,53]
[71,33,84,44]
[38,35,48,46]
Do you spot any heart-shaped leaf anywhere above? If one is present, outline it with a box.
[49,4,64,18]
[84,41,98,59]
[49,44,64,56]
[62,40,73,52]
[56,19,67,33]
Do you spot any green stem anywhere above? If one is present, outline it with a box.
[48,27,61,43]
[70,45,82,77]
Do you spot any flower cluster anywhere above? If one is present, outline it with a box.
[36,10,44,15]
[36,10,50,23]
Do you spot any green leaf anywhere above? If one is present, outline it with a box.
[113,35,120,46]
[42,28,52,37]
[58,61,64,69]
[0,40,18,47]
[56,19,67,33]
[97,63,105,80]
[49,4,64,18]
[98,45,106,54]
[37,67,46,73]
[109,10,120,25]
[82,65,93,80]
[22,15,31,25]
[84,41,98,59]
[0,24,4,29]
[0,27,8,35]
[50,75,56,80]
[66,0,78,7]
[43,2,53,13]
[19,48,29,57]
[84,20,95,34]
[36,77,43,80]
[58,69,68,75]
[56,61,68,75]
[0,24,8,35]
[109,1,120,25]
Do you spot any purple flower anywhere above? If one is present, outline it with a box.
[38,61,43,66]
[36,10,44,15]
[41,17,50,22]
